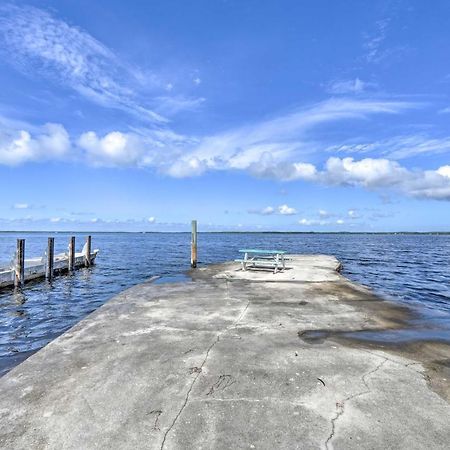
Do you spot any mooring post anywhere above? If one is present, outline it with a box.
[191,220,198,268]
[14,239,25,288]
[46,237,55,280]
[84,235,92,267]
[68,236,75,272]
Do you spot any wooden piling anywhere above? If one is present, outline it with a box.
[191,220,198,268]
[14,239,25,288]
[84,235,92,267]
[68,236,75,272]
[46,237,55,280]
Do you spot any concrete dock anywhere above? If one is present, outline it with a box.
[0,255,449,449]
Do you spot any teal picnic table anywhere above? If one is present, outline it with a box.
[236,249,286,273]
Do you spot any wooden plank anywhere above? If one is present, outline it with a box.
[46,237,55,280]
[14,239,25,288]
[68,236,75,272]
[191,220,197,268]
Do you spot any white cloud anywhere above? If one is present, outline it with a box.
[436,166,450,178]
[278,204,297,215]
[0,122,70,165]
[154,96,206,116]
[147,217,156,223]
[249,204,297,216]
[327,135,450,160]
[193,77,201,85]
[164,98,414,178]
[50,217,61,223]
[318,209,331,218]
[2,97,450,201]
[320,157,450,200]
[13,203,29,209]
[261,206,275,215]
[363,18,390,63]
[0,4,202,122]
[299,217,345,227]
[323,157,407,188]
[327,78,377,95]
[348,209,359,218]
[78,128,193,168]
[299,218,318,226]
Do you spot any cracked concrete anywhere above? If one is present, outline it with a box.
[0,255,449,449]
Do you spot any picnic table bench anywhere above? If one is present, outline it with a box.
[235,249,286,273]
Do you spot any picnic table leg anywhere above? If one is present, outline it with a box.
[281,254,285,271]
[243,252,248,271]
[274,254,279,274]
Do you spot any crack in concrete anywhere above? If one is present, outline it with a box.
[160,280,250,450]
[159,337,218,450]
[362,349,424,376]
[324,358,388,450]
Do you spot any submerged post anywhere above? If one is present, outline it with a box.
[68,236,75,272]
[14,239,25,288]
[84,235,91,267]
[191,220,198,268]
[46,237,55,280]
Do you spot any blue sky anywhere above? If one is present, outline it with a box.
[1,0,450,231]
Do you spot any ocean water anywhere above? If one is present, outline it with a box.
[1,232,449,376]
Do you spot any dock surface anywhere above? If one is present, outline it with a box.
[0,255,449,449]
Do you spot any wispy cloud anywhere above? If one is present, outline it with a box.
[298,218,346,227]
[363,17,407,65]
[0,4,202,122]
[363,18,390,63]
[165,98,416,178]
[326,78,377,95]
[326,135,450,160]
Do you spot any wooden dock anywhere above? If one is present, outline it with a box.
[0,255,449,449]
[0,236,99,289]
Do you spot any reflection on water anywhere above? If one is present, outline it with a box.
[1,232,449,375]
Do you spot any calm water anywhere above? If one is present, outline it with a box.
[1,232,449,375]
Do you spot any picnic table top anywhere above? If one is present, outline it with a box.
[239,249,286,255]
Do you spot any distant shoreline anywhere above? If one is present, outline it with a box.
[1,230,450,235]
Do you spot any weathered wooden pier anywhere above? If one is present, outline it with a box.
[0,235,99,289]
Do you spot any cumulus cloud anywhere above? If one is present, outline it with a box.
[322,157,407,188]
[1,96,449,201]
[319,157,450,200]
[78,128,193,169]
[147,217,156,223]
[0,122,70,165]
[249,205,297,216]
[278,204,297,215]
[13,203,29,209]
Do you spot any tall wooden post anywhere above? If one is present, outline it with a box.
[14,239,25,288]
[84,235,91,267]
[46,237,55,280]
[68,236,75,272]
[191,220,198,268]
